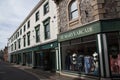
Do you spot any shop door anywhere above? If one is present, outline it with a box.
[50,50,56,72]
[23,53,27,65]
[35,53,40,67]
[34,52,44,68]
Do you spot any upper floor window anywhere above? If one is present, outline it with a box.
[35,11,39,22]
[23,35,26,47]
[18,38,21,49]
[69,0,78,20]
[17,31,19,37]
[35,24,40,43]
[14,41,16,50]
[20,29,22,35]
[24,25,26,32]
[11,44,13,51]
[43,17,50,40]
[16,34,17,39]
[27,20,30,28]
[27,31,30,46]
[44,2,49,15]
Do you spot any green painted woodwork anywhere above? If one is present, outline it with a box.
[40,41,58,49]
[58,19,120,42]
[11,41,58,54]
[58,21,101,42]
[101,20,120,32]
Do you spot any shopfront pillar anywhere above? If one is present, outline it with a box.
[97,34,111,80]
[55,47,59,71]
[58,43,61,71]
[32,51,35,68]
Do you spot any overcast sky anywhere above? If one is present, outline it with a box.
[0,0,40,49]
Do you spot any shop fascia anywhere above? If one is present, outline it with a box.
[60,27,92,39]
[58,22,100,42]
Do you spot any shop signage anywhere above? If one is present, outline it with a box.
[58,22,100,42]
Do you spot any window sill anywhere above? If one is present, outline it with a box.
[69,18,79,27]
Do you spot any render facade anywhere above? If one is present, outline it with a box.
[8,0,58,72]
[53,0,120,80]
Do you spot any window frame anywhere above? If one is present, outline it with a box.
[27,20,30,29]
[23,35,26,47]
[44,2,49,15]
[43,17,50,40]
[27,31,30,46]
[24,25,26,32]
[35,24,40,43]
[18,38,21,49]
[69,0,78,20]
[35,11,39,22]
[14,41,16,50]
[20,29,22,35]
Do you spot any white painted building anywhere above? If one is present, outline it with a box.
[8,0,59,71]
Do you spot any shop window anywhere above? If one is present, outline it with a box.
[61,35,99,76]
[69,0,78,20]
[106,32,120,77]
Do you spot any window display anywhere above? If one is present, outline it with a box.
[106,32,120,76]
[61,35,99,76]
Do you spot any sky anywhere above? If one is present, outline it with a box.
[0,0,40,49]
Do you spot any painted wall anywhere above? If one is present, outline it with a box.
[8,0,58,54]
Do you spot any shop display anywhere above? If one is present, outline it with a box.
[65,51,99,75]
[110,46,120,73]
[65,53,71,70]
[93,52,99,75]
[84,56,93,74]
[72,53,77,64]
[71,53,77,70]
[77,55,84,72]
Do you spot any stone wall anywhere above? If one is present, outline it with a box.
[103,0,120,19]
[57,0,69,33]
[56,0,120,33]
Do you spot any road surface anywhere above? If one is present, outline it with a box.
[0,61,39,80]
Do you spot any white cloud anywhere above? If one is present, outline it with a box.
[0,0,40,49]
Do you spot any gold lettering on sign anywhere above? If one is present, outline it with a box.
[59,27,93,41]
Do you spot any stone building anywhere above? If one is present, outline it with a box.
[3,46,8,62]
[8,0,58,72]
[53,0,120,80]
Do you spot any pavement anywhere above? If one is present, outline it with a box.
[12,64,82,80]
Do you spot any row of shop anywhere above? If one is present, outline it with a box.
[11,41,58,72]
[10,19,120,79]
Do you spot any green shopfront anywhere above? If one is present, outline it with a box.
[58,19,120,80]
[33,41,58,72]
[10,41,58,72]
